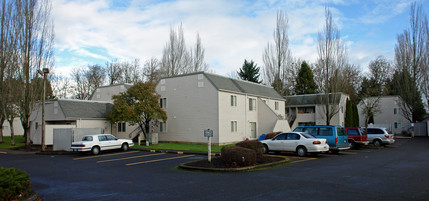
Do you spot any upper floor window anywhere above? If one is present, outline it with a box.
[231,95,237,107]
[394,108,399,115]
[160,98,167,109]
[249,98,256,111]
[275,102,279,110]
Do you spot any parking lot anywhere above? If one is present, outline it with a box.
[1,138,429,201]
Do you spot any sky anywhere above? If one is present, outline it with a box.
[51,0,429,79]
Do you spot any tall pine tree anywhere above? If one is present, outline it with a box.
[295,61,317,95]
[237,60,262,83]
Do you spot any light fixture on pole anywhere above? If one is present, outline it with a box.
[38,68,49,152]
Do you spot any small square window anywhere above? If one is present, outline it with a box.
[160,122,167,132]
[118,122,126,132]
[275,102,279,110]
[160,98,167,109]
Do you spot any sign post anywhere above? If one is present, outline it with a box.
[204,129,213,163]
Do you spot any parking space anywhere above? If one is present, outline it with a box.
[72,150,198,167]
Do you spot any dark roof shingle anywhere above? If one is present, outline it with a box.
[58,99,112,119]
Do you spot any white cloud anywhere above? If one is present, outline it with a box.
[51,0,422,77]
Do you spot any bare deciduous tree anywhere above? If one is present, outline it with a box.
[0,0,15,143]
[143,57,160,84]
[359,96,382,133]
[160,24,190,76]
[16,0,55,146]
[106,59,122,85]
[316,7,348,125]
[263,10,292,96]
[190,33,208,72]
[395,2,428,107]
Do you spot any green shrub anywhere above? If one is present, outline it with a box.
[221,146,256,167]
[265,132,281,139]
[236,140,264,158]
[0,167,31,201]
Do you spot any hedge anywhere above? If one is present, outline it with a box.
[221,146,256,167]
[0,167,31,201]
[236,140,264,158]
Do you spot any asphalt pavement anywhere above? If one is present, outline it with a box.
[1,138,429,201]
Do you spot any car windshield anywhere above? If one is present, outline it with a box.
[301,133,316,139]
[82,136,93,141]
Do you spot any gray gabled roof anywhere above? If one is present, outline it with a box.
[57,99,112,119]
[285,93,346,106]
[204,73,283,100]
[163,72,283,100]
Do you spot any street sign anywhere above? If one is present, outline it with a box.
[204,129,213,137]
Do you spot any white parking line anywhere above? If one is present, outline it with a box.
[126,154,195,166]
[97,153,165,163]
[74,151,140,160]
[0,151,6,154]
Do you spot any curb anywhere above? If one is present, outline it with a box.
[178,156,289,172]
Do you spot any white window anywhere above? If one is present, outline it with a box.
[394,108,399,115]
[161,86,166,91]
[231,121,237,132]
[275,102,279,110]
[198,74,203,80]
[198,82,204,87]
[231,95,237,107]
[96,94,100,99]
[160,122,167,132]
[118,122,126,132]
[249,98,256,111]
[394,122,402,129]
[160,98,167,109]
[160,79,165,84]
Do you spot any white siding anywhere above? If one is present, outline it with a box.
[155,74,219,144]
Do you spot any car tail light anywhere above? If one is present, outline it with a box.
[335,138,338,144]
[385,134,389,138]
[73,144,85,147]
[313,141,321,144]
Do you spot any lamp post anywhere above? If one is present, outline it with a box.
[38,68,49,152]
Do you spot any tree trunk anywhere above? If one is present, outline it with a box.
[8,119,14,146]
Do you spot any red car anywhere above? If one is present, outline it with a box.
[346,128,369,149]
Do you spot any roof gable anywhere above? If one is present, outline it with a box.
[203,72,284,100]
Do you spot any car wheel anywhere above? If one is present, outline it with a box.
[373,139,382,147]
[263,144,269,154]
[349,140,356,149]
[296,146,307,157]
[91,146,100,155]
[121,143,129,151]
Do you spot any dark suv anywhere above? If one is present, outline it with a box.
[346,128,369,149]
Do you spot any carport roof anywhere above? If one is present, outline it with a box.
[57,99,112,119]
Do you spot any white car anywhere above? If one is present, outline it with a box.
[71,134,134,155]
[261,132,329,157]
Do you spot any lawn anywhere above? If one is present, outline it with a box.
[133,142,231,153]
[0,136,25,149]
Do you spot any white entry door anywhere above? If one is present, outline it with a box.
[249,122,257,138]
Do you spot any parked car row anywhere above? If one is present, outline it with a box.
[259,126,395,157]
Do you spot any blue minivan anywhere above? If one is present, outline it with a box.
[293,126,350,153]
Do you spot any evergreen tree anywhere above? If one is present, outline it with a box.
[352,102,360,127]
[345,100,353,127]
[237,60,262,83]
[295,61,317,95]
